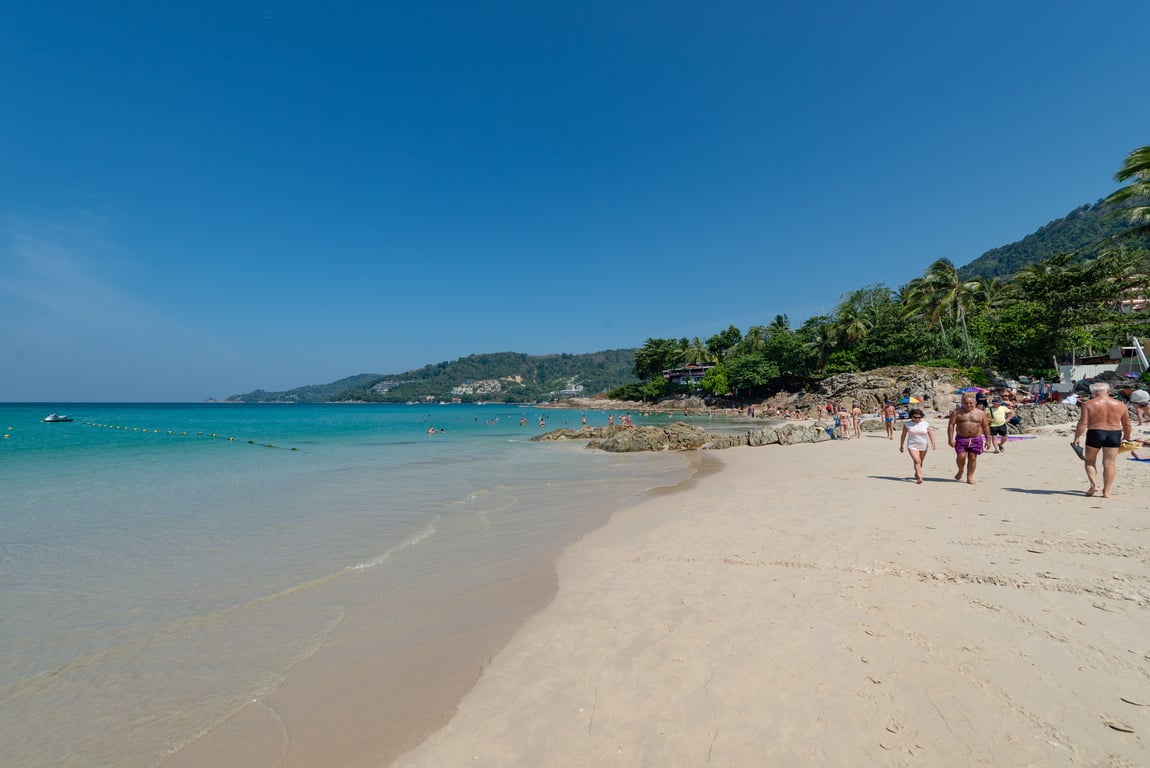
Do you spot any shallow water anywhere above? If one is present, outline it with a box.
[0,403,695,766]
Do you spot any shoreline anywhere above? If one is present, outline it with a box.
[392,422,1150,766]
[163,450,713,768]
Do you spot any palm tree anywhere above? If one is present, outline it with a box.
[1102,144,1150,239]
[976,276,1015,310]
[834,303,870,347]
[803,319,837,370]
[905,259,983,365]
[901,278,944,331]
[742,326,766,352]
[675,337,693,365]
[688,336,714,364]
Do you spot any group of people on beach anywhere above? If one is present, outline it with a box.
[825,402,863,440]
[895,382,1141,497]
[897,393,1003,486]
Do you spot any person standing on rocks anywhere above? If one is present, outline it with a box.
[1073,381,1132,498]
[947,394,991,484]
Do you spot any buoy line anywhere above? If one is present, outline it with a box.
[79,422,299,450]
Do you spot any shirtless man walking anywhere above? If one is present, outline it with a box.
[948,394,991,484]
[1072,381,1132,498]
[882,401,897,439]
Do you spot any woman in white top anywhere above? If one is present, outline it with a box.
[899,408,937,484]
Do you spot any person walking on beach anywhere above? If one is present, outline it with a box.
[948,394,991,484]
[987,398,1014,453]
[899,408,936,484]
[851,403,863,439]
[1072,381,1132,498]
[882,402,897,439]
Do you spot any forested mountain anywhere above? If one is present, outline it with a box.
[224,350,638,403]
[223,374,386,403]
[958,199,1150,281]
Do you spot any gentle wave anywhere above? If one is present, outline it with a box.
[349,521,438,571]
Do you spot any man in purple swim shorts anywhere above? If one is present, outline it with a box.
[948,395,992,484]
[954,434,986,455]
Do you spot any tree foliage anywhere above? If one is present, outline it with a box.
[1102,144,1150,240]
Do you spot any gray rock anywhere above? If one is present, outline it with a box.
[1015,403,1080,428]
[757,365,968,416]
[589,423,712,452]
[533,419,835,453]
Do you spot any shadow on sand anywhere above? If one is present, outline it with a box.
[1002,486,1089,497]
[868,475,954,484]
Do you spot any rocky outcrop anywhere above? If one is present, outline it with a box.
[546,395,709,413]
[532,423,711,452]
[1015,403,1080,428]
[592,423,712,452]
[756,366,966,415]
[704,422,834,449]
[532,421,833,452]
[815,366,966,412]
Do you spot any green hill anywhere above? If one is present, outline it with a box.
[224,350,638,403]
[957,199,1150,281]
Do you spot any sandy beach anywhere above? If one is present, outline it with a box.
[390,421,1150,767]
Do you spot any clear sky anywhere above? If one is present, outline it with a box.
[3,2,1148,402]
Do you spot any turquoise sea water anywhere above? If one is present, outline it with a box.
[0,403,702,767]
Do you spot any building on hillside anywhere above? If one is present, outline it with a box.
[451,379,503,396]
[559,379,584,397]
[662,364,715,385]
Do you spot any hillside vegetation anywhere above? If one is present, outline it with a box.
[958,199,1150,281]
[225,350,637,403]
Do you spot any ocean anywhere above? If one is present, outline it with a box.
[0,402,724,767]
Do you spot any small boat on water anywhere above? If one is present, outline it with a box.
[42,413,74,423]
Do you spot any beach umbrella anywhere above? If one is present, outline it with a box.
[957,386,982,393]
[897,396,921,404]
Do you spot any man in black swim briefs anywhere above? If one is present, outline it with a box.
[1072,381,1132,498]
[1085,429,1123,449]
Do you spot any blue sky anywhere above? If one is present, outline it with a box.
[3,2,1148,402]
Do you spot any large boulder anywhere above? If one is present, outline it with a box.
[531,426,610,442]
[589,423,711,452]
[533,421,834,452]
[532,423,712,452]
[1015,403,1080,428]
[756,366,967,416]
[707,423,834,449]
[815,366,967,413]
